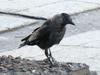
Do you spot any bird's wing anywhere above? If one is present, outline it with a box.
[21,27,40,41]
[32,27,40,33]
[28,25,50,42]
[21,19,51,42]
[21,34,31,41]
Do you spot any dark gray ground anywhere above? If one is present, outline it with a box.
[0,8,100,52]
[0,55,91,75]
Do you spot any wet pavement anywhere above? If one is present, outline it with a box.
[0,8,100,52]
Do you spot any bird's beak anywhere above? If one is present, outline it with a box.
[70,21,75,25]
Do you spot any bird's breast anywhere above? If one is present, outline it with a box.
[49,27,66,44]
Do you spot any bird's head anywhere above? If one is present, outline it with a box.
[61,13,75,26]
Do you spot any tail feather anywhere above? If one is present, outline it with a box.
[19,42,26,48]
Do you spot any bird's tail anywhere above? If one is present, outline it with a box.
[18,42,26,48]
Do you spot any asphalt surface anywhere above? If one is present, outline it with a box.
[0,9,100,52]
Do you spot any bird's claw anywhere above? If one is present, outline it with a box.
[48,57,59,68]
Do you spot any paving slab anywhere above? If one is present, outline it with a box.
[0,0,100,32]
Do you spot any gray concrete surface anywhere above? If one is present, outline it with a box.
[0,0,99,31]
[0,8,100,52]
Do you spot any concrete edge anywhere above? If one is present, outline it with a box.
[0,21,39,34]
[71,6,100,16]
[0,7,100,34]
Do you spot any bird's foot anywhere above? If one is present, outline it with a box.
[48,57,59,68]
[44,57,59,68]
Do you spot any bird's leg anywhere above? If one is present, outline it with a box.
[45,49,53,66]
[48,48,52,58]
[48,49,55,62]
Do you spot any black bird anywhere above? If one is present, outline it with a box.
[19,13,75,66]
